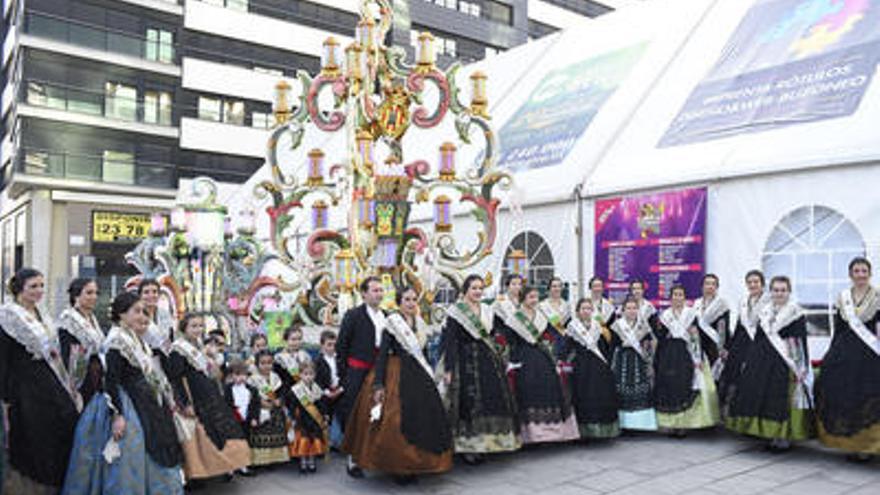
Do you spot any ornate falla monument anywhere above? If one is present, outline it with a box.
[126,0,512,343]
[257,0,512,324]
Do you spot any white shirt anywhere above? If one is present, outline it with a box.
[231,383,251,421]
[366,305,386,348]
[322,353,339,388]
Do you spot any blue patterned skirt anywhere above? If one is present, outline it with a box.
[62,390,183,495]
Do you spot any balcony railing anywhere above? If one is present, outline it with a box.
[16,147,177,189]
[22,79,180,127]
[23,11,178,65]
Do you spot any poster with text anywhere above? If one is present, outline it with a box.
[594,187,707,306]
[660,0,880,147]
[497,43,647,173]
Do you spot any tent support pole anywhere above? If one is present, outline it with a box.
[573,183,585,300]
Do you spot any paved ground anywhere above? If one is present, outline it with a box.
[204,430,880,494]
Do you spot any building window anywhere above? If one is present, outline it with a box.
[761,205,865,335]
[66,152,102,182]
[442,38,457,58]
[254,66,283,77]
[144,91,173,125]
[251,112,272,129]
[483,0,512,25]
[198,96,222,121]
[223,100,245,125]
[501,231,556,289]
[145,28,174,63]
[26,81,66,110]
[226,0,248,11]
[102,150,135,184]
[104,82,137,121]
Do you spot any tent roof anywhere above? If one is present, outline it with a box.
[228,0,880,222]
[585,0,880,197]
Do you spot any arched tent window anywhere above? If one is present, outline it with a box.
[761,205,865,335]
[501,231,555,290]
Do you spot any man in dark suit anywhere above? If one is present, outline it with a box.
[336,276,385,478]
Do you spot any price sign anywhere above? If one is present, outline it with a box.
[92,211,152,244]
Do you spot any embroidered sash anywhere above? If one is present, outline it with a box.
[446,302,496,351]
[171,338,210,376]
[105,325,174,408]
[568,317,607,363]
[838,288,880,356]
[275,350,309,378]
[736,294,769,340]
[292,381,326,429]
[493,296,519,328]
[247,372,283,402]
[759,303,804,376]
[611,318,648,359]
[57,308,103,354]
[693,296,728,346]
[57,307,104,391]
[0,303,82,411]
[507,308,548,346]
[539,299,570,333]
[386,313,434,378]
[592,297,615,325]
[660,307,704,390]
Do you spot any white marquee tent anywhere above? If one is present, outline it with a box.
[226,0,880,346]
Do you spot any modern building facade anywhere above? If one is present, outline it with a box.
[0,0,619,312]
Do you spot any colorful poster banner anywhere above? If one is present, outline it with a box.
[497,43,647,172]
[660,0,880,147]
[594,187,707,306]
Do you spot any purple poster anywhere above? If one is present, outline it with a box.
[594,187,707,307]
[660,0,880,147]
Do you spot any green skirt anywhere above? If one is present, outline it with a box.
[726,381,815,441]
[657,362,720,430]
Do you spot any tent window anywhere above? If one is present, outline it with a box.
[761,205,865,336]
[501,231,556,291]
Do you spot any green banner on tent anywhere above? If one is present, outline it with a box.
[497,42,647,173]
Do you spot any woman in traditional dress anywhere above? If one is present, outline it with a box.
[627,280,657,330]
[589,276,617,330]
[63,291,183,494]
[0,268,81,495]
[246,350,290,466]
[286,360,328,474]
[165,313,250,481]
[815,257,880,460]
[344,287,452,483]
[564,298,620,439]
[493,273,523,335]
[58,278,105,408]
[539,277,571,357]
[274,325,311,390]
[139,278,173,360]
[610,296,657,431]
[718,270,768,416]
[692,274,730,373]
[726,276,814,451]
[505,286,579,444]
[654,285,720,437]
[443,275,519,464]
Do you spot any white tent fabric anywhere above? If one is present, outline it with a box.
[587,0,880,197]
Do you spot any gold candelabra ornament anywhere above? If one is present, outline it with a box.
[256,0,512,323]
